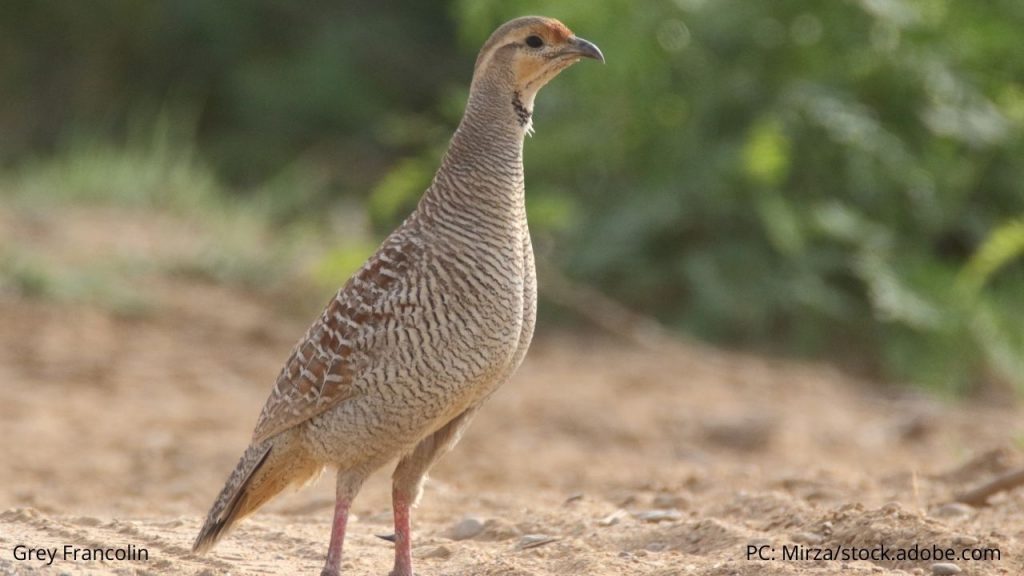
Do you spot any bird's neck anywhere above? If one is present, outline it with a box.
[418,79,529,230]
[447,86,528,181]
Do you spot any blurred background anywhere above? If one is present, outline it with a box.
[2,0,1023,396]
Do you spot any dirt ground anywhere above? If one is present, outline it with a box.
[2,207,1024,575]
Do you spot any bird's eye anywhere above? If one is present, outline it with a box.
[525,35,544,48]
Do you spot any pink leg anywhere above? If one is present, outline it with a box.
[390,408,479,576]
[321,497,351,576]
[390,488,413,576]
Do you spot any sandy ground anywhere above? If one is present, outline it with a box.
[2,207,1024,575]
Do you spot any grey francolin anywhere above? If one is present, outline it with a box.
[192,16,602,576]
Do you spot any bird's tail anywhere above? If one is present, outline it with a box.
[192,439,318,554]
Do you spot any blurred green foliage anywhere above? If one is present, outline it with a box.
[2,0,1023,393]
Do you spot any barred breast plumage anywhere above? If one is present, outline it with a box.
[192,15,603,576]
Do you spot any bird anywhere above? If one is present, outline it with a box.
[192,16,603,576]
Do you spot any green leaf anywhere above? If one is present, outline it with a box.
[958,218,1024,297]
[743,117,791,187]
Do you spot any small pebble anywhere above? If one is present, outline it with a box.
[598,509,628,527]
[932,502,973,519]
[448,516,485,541]
[930,563,961,575]
[563,493,584,505]
[952,535,979,546]
[517,534,559,550]
[633,509,682,523]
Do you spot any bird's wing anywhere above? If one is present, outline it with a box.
[251,237,417,445]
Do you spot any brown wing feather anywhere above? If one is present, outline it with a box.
[251,236,416,444]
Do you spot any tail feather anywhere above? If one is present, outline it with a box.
[192,442,274,554]
[194,436,323,553]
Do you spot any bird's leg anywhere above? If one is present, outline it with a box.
[390,463,422,576]
[321,497,350,576]
[390,407,480,576]
[390,486,414,576]
[322,471,364,576]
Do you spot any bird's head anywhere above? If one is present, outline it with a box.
[470,16,604,131]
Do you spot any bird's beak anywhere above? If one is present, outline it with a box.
[564,35,605,63]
